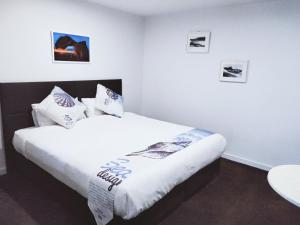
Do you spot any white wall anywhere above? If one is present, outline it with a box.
[142,0,300,170]
[0,0,145,172]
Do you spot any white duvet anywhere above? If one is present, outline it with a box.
[13,112,226,220]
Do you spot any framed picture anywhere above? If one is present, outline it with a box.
[219,61,248,83]
[186,31,211,53]
[51,32,90,63]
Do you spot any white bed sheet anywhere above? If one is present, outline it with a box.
[13,112,226,219]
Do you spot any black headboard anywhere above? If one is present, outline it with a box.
[0,79,122,172]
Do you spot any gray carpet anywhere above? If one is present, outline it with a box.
[0,159,299,225]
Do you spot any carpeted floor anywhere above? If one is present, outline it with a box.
[0,159,299,225]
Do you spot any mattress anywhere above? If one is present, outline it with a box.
[13,112,226,219]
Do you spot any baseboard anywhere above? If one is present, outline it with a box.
[222,152,272,171]
[0,167,7,175]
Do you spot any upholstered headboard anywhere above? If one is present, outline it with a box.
[0,79,122,172]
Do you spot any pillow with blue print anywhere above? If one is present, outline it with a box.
[35,86,86,128]
[95,84,124,117]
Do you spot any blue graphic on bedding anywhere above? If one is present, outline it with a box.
[104,88,123,106]
[53,92,75,107]
[126,128,213,159]
[100,158,132,179]
[63,114,73,127]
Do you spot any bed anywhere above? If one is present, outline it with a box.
[0,79,226,225]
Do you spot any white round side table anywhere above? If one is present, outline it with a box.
[268,165,300,207]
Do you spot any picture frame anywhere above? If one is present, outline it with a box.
[51,31,90,63]
[219,60,249,83]
[186,31,211,53]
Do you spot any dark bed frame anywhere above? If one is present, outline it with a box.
[0,79,220,225]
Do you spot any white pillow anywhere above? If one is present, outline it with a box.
[32,109,38,127]
[36,86,86,128]
[32,104,56,127]
[81,98,105,118]
[74,98,87,120]
[32,98,85,127]
[95,84,124,117]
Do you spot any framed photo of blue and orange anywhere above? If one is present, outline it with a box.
[51,32,90,63]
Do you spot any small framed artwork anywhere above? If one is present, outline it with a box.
[186,31,211,53]
[51,32,90,63]
[219,61,249,83]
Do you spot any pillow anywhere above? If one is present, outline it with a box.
[36,86,86,128]
[32,104,56,127]
[32,109,38,127]
[32,98,85,127]
[81,98,105,118]
[95,84,124,117]
[74,98,87,120]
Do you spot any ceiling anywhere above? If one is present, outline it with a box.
[86,0,270,16]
